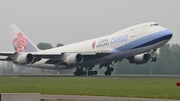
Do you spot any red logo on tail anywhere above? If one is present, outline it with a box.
[13,32,28,52]
[92,41,96,49]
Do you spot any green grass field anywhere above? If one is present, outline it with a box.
[0,77,180,99]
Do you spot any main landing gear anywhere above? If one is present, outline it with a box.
[74,62,115,76]
[74,67,98,76]
[99,62,115,76]
[87,71,97,76]
[74,68,86,76]
[105,67,114,76]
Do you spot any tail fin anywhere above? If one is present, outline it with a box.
[8,24,39,52]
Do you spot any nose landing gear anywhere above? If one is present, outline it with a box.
[151,56,157,62]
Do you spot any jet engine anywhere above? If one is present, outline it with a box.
[14,53,34,64]
[129,53,151,64]
[65,54,83,65]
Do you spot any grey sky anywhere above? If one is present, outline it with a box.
[0,0,179,51]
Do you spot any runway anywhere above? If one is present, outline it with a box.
[41,95,180,101]
[0,74,180,78]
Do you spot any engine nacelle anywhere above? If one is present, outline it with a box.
[14,53,34,64]
[65,54,83,65]
[129,53,151,64]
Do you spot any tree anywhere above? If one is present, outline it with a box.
[56,43,64,47]
[6,62,14,74]
[37,42,53,50]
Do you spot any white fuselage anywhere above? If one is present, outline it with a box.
[26,22,172,70]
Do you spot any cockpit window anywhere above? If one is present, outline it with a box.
[150,24,159,27]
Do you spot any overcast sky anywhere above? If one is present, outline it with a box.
[0,0,179,51]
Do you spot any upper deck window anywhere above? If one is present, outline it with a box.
[150,24,159,27]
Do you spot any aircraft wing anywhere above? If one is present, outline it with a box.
[0,50,110,57]
[42,50,111,65]
[0,50,111,64]
[32,50,110,65]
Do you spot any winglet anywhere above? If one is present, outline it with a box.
[8,24,39,52]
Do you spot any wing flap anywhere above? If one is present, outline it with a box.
[0,57,13,61]
[0,52,17,56]
[31,52,62,58]
[71,50,111,55]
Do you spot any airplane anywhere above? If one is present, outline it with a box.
[0,22,172,76]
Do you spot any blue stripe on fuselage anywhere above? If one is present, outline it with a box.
[111,30,172,53]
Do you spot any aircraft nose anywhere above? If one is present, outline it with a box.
[152,29,173,44]
[164,29,173,40]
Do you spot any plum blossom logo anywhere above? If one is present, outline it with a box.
[13,32,28,52]
[92,41,96,49]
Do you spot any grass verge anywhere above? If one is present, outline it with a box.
[0,77,179,99]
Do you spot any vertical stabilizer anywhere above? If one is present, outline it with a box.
[8,24,39,52]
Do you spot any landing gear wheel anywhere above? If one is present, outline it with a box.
[74,67,84,76]
[83,71,86,76]
[151,56,157,62]
[105,71,111,76]
[110,67,114,72]
[107,67,111,71]
[90,71,94,76]
[88,71,91,76]
[104,66,114,76]
[94,71,97,75]
[74,71,77,76]
[77,72,81,76]
[87,71,98,76]
[107,71,111,76]
[105,71,108,76]
[108,71,111,76]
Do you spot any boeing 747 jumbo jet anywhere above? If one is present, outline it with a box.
[0,22,172,76]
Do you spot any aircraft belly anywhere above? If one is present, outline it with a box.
[82,53,125,65]
[81,39,169,66]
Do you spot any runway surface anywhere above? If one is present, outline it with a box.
[0,74,180,78]
[41,95,180,101]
